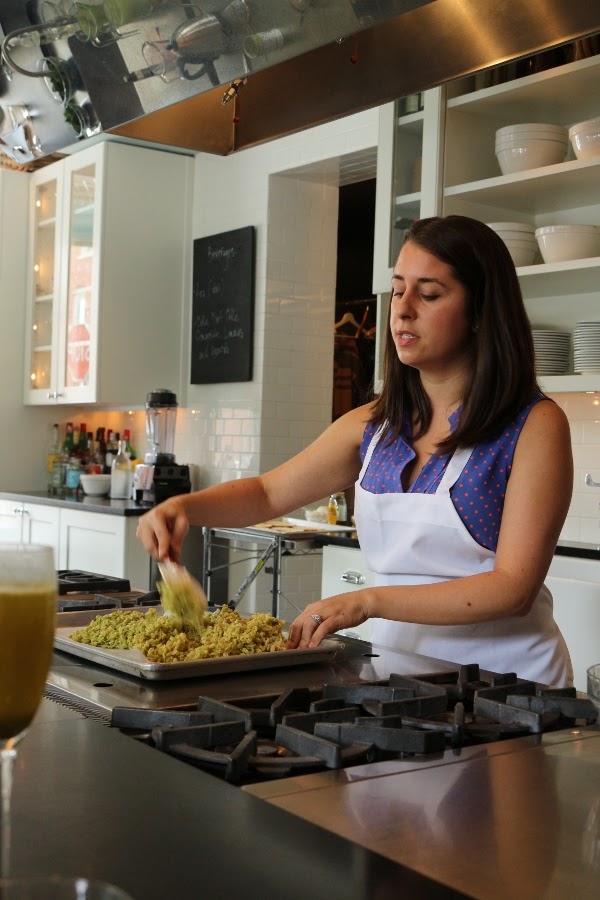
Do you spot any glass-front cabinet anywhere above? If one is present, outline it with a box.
[25,152,100,405]
[372,89,445,386]
[28,173,61,398]
[23,139,193,407]
[60,161,97,397]
[373,89,445,292]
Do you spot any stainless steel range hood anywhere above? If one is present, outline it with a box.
[0,0,599,164]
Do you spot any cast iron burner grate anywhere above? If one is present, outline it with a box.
[57,570,131,595]
[110,665,599,785]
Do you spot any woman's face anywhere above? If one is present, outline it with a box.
[390,241,473,380]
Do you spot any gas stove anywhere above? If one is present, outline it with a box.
[45,640,600,899]
[104,664,598,787]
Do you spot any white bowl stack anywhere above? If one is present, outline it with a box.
[535,224,600,263]
[532,330,571,375]
[573,322,600,374]
[487,221,538,266]
[495,123,569,175]
[568,117,600,160]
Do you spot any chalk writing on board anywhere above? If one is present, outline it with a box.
[190,226,255,384]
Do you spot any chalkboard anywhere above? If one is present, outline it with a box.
[190,226,255,384]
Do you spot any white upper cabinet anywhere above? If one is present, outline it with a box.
[24,140,193,406]
[374,54,600,393]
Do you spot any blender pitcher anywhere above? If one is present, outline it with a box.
[144,388,178,464]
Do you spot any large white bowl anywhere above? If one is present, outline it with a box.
[496,140,569,175]
[502,239,539,267]
[568,117,600,160]
[80,474,111,496]
[496,122,568,139]
[535,224,600,263]
[495,232,538,244]
[487,221,536,235]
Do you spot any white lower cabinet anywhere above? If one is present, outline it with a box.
[547,555,600,693]
[58,508,150,589]
[0,499,150,589]
[0,499,60,563]
[321,545,375,642]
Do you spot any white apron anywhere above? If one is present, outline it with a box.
[354,429,572,687]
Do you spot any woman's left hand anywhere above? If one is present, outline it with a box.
[286,592,370,649]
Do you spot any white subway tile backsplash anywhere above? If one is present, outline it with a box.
[582,418,600,442]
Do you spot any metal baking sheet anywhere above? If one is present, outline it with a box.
[53,609,340,681]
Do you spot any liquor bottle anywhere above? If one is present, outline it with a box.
[104,430,117,472]
[77,423,89,464]
[62,422,74,457]
[71,425,81,458]
[96,426,107,455]
[110,439,132,499]
[47,424,61,493]
[122,428,136,459]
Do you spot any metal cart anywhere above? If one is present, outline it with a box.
[201,523,322,617]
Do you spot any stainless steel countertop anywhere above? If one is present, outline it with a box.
[249,726,600,899]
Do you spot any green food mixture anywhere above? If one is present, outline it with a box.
[69,606,286,663]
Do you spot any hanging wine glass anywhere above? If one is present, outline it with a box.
[0,544,56,877]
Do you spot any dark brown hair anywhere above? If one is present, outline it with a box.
[370,215,541,452]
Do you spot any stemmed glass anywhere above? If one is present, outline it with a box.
[0,544,57,877]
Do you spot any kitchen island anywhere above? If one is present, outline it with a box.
[15,639,598,899]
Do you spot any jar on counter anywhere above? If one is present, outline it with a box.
[65,458,81,496]
[50,458,67,495]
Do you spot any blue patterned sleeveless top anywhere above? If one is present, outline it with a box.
[359,396,543,552]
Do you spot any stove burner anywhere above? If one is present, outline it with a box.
[109,665,599,785]
[57,570,131,595]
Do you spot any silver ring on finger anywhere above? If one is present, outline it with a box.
[310,614,322,625]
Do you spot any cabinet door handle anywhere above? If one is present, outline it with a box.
[585,473,600,488]
[12,506,25,515]
[341,570,365,586]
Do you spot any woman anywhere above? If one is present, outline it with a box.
[136,215,573,686]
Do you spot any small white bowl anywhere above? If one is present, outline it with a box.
[80,474,111,496]
[568,117,600,160]
[496,140,569,175]
[535,224,600,263]
[303,505,329,524]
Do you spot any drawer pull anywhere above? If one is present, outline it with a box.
[341,570,365,586]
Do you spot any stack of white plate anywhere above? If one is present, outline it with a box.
[573,322,600,374]
[532,330,571,375]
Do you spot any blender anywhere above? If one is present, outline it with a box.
[133,389,191,505]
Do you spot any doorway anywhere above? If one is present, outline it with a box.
[333,179,377,421]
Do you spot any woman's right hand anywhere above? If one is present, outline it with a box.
[135,495,190,561]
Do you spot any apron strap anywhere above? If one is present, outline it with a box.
[436,446,474,495]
